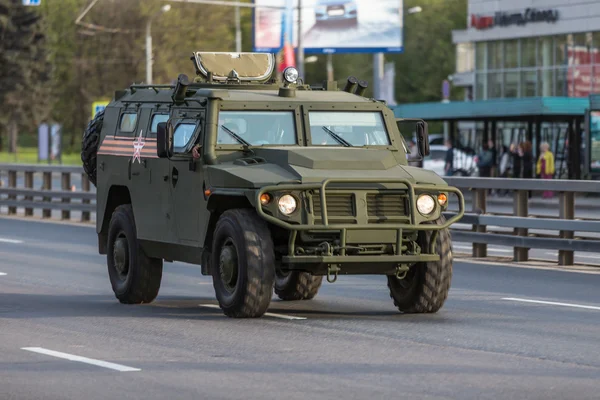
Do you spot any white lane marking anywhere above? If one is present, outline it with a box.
[454,245,512,253]
[0,272,6,276]
[0,238,23,244]
[198,304,307,320]
[503,297,600,311]
[21,347,141,372]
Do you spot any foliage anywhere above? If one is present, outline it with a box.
[1,0,467,154]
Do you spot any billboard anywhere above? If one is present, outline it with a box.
[252,0,404,54]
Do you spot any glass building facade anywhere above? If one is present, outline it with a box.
[457,32,600,100]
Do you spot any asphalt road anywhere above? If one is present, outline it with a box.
[1,217,600,399]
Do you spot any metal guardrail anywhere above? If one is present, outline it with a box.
[443,176,600,266]
[0,164,94,222]
[1,164,600,266]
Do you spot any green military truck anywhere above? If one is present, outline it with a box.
[81,52,464,318]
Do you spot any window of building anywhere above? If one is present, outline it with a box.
[521,38,537,67]
[537,37,553,68]
[555,35,569,66]
[476,42,486,70]
[504,72,519,97]
[488,41,503,70]
[556,68,568,96]
[487,72,502,98]
[456,42,474,73]
[521,71,537,97]
[475,72,486,100]
[504,40,519,69]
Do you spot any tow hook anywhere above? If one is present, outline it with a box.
[395,264,410,280]
[327,264,341,283]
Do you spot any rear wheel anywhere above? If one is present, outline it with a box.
[211,209,275,318]
[274,268,323,301]
[387,215,452,313]
[106,204,163,304]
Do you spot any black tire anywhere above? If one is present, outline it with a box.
[387,215,452,313]
[210,209,275,318]
[106,204,163,304]
[274,269,322,301]
[81,109,104,187]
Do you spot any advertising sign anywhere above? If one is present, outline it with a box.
[253,0,404,54]
[567,46,600,98]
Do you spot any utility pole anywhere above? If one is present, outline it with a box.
[297,0,304,80]
[145,5,171,84]
[373,6,422,100]
[235,5,241,52]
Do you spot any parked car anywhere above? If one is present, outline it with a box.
[314,0,358,25]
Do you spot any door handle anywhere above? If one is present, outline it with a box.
[171,167,179,187]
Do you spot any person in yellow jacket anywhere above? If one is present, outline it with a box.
[536,142,555,198]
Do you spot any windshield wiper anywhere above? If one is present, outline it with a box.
[322,126,352,147]
[221,124,251,147]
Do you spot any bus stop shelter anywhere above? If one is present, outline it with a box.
[392,97,590,179]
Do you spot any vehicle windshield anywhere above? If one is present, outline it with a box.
[216,111,297,146]
[308,111,390,146]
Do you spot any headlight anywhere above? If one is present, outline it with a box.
[283,67,299,84]
[278,194,297,215]
[416,194,435,215]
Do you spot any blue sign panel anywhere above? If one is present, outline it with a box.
[23,0,41,5]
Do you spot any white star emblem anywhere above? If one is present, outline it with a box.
[132,130,145,164]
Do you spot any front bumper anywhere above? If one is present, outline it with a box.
[255,178,465,265]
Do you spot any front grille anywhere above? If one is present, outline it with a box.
[367,194,408,218]
[312,193,354,221]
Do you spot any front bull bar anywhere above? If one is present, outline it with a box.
[254,178,465,262]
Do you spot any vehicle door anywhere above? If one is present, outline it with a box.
[130,109,176,243]
[167,111,208,246]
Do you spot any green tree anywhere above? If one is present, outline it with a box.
[0,0,48,153]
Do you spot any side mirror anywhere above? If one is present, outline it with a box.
[395,118,430,160]
[416,120,430,157]
[157,122,171,158]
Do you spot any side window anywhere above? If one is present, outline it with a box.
[172,123,197,153]
[149,114,169,138]
[119,112,138,134]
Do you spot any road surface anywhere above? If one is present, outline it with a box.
[1,217,600,399]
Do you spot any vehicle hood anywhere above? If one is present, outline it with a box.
[205,147,448,189]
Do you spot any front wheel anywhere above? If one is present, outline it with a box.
[211,209,275,318]
[387,215,452,313]
[274,269,323,301]
[106,204,163,304]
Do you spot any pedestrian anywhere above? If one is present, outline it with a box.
[444,139,454,176]
[497,145,511,196]
[521,140,534,179]
[488,139,498,177]
[510,143,522,178]
[476,142,493,178]
[536,142,555,198]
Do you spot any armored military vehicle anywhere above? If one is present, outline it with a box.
[81,52,464,318]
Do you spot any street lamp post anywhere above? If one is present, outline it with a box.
[373,5,422,100]
[146,4,171,84]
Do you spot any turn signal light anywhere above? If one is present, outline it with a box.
[204,188,212,197]
[260,193,272,205]
[437,193,448,206]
